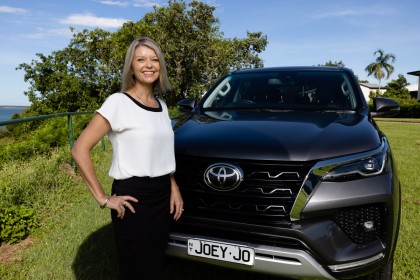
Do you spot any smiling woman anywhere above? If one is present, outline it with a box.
[71,37,183,280]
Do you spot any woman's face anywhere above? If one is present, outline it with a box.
[131,45,160,86]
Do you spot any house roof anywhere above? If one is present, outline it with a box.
[408,70,420,76]
[360,83,381,89]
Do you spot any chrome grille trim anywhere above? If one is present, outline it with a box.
[249,171,301,180]
[174,158,313,225]
[241,187,293,195]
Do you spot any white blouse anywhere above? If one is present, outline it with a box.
[96,92,175,179]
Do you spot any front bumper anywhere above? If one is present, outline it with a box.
[166,232,336,279]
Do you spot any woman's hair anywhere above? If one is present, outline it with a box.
[121,37,172,94]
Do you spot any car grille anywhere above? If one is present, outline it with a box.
[174,156,313,226]
[334,204,387,245]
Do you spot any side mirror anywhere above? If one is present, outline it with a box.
[371,97,400,117]
[178,98,196,113]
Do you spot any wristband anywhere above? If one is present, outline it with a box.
[100,196,110,209]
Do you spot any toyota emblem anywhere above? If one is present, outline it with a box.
[204,163,244,191]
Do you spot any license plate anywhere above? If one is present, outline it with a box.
[187,238,255,266]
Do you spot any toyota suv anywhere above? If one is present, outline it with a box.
[166,66,401,279]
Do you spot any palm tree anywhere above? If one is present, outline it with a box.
[365,49,396,96]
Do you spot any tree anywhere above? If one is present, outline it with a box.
[365,49,396,96]
[383,74,413,104]
[318,60,345,67]
[17,0,268,113]
[17,28,118,114]
[131,0,267,104]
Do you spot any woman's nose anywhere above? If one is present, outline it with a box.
[145,59,152,67]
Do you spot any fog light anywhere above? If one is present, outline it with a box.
[363,221,375,232]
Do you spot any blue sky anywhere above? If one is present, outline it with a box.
[1,0,419,105]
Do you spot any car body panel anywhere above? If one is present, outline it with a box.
[168,66,400,279]
[175,111,381,161]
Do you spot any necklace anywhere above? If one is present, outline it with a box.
[134,92,157,108]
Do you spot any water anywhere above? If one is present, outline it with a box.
[0,106,27,126]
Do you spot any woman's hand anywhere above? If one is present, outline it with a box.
[105,195,138,219]
[169,176,184,221]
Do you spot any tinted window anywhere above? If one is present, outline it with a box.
[202,70,359,111]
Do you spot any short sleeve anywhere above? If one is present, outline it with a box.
[96,93,124,131]
[157,98,171,122]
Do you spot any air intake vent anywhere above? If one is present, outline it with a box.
[334,204,387,245]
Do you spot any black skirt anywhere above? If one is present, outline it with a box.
[111,175,171,280]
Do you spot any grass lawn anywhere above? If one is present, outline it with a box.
[0,120,419,279]
[375,121,420,279]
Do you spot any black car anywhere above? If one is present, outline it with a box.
[166,66,401,279]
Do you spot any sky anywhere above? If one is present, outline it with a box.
[1,0,420,106]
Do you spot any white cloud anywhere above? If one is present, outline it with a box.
[20,27,74,39]
[49,28,74,37]
[132,0,159,8]
[98,0,129,7]
[21,33,47,39]
[314,7,394,19]
[59,13,130,28]
[0,5,28,14]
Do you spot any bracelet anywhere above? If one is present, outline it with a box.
[100,196,111,209]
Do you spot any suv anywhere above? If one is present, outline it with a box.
[167,67,401,279]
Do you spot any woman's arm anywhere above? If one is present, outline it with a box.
[169,175,184,221]
[71,113,137,219]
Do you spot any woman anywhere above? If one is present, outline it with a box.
[71,37,183,280]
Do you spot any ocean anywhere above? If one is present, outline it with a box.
[0,106,27,126]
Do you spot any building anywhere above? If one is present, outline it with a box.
[359,83,386,102]
[407,71,420,101]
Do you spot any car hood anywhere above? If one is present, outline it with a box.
[174,110,381,162]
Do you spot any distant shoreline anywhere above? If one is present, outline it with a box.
[0,105,29,108]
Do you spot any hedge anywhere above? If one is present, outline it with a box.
[397,103,420,118]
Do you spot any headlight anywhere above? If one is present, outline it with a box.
[290,138,391,220]
[322,149,388,181]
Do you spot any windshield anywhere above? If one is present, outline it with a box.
[202,70,360,111]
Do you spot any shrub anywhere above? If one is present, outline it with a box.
[0,206,38,244]
[168,106,183,118]
[398,103,420,118]
[0,113,92,163]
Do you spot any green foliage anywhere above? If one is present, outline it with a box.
[0,114,92,163]
[168,106,183,119]
[367,74,420,118]
[369,90,378,99]
[0,206,38,244]
[318,60,345,67]
[383,74,415,105]
[365,49,396,89]
[17,28,116,114]
[0,139,50,162]
[398,103,420,118]
[17,0,267,114]
[375,121,420,279]
[0,145,100,245]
